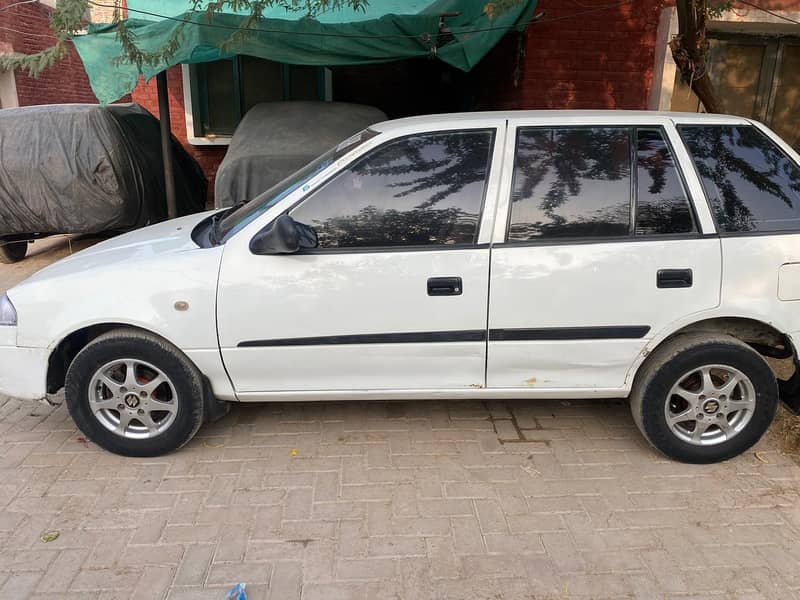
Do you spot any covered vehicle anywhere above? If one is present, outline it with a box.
[0,103,207,263]
[214,101,386,208]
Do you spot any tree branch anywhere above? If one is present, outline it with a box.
[669,0,730,114]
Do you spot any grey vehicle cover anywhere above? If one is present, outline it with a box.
[0,103,206,236]
[214,101,387,208]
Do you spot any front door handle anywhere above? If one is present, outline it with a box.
[657,268,693,288]
[427,277,462,296]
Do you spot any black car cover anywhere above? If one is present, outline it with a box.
[0,103,206,236]
[214,101,386,208]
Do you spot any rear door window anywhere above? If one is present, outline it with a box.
[635,129,695,235]
[507,127,632,240]
[507,126,696,241]
[679,124,800,233]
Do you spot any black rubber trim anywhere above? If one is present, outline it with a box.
[238,325,651,347]
[296,243,490,255]
[238,330,487,347]
[489,326,650,341]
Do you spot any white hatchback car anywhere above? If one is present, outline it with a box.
[1,110,799,463]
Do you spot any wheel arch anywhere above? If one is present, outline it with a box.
[627,316,795,388]
[46,322,185,395]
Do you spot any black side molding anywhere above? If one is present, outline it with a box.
[238,326,651,347]
[489,326,650,341]
[238,330,486,347]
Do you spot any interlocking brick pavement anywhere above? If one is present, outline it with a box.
[3,234,800,598]
[1,393,800,599]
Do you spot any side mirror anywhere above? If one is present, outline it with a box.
[249,214,319,255]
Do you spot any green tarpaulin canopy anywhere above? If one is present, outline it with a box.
[73,0,538,104]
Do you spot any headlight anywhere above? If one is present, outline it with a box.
[0,294,17,326]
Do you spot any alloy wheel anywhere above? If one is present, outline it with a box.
[664,364,756,446]
[88,359,179,439]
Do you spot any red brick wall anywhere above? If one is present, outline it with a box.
[474,0,668,110]
[0,0,97,105]
[131,67,225,207]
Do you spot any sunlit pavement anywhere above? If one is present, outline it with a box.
[1,241,800,599]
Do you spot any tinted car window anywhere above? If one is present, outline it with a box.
[218,129,379,242]
[507,127,631,240]
[636,129,695,235]
[679,124,800,233]
[290,130,494,248]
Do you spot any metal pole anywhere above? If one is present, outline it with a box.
[157,70,178,220]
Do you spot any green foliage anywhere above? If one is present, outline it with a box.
[0,0,89,77]
[117,0,373,69]
[1,0,372,76]
[3,0,526,78]
[706,2,734,19]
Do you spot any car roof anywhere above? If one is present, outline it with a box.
[369,110,753,132]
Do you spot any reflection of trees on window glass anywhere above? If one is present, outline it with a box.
[291,131,493,248]
[680,125,800,233]
[635,129,695,235]
[508,128,631,239]
[313,206,474,247]
[354,133,492,209]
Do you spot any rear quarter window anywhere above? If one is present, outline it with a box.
[679,124,800,233]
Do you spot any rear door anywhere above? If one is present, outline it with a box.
[487,117,722,390]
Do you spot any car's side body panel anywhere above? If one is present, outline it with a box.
[487,238,723,388]
[217,248,491,392]
[4,213,236,401]
[719,234,800,333]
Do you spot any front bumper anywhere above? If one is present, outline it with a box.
[0,345,48,401]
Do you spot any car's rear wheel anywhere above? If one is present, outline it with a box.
[0,241,27,264]
[65,329,204,456]
[630,333,778,463]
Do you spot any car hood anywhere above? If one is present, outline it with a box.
[18,211,215,286]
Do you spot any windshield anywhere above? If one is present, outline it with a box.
[217,128,380,242]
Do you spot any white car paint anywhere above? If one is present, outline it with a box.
[487,237,722,389]
[1,110,799,406]
[3,212,235,401]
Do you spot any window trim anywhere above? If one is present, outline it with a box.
[501,125,700,246]
[181,62,333,146]
[278,128,499,254]
[0,69,18,109]
[678,122,800,237]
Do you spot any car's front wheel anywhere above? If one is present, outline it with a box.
[630,333,778,464]
[65,329,204,456]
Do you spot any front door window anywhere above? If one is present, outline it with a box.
[289,130,495,249]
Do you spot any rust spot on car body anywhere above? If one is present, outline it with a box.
[525,377,537,386]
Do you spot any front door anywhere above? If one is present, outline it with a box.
[217,125,503,396]
[487,121,722,390]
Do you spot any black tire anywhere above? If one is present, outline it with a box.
[630,333,778,464]
[0,241,27,264]
[65,329,204,457]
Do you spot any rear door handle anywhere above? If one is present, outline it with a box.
[657,268,693,288]
[427,277,462,296]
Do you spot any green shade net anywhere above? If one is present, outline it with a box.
[73,0,537,104]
